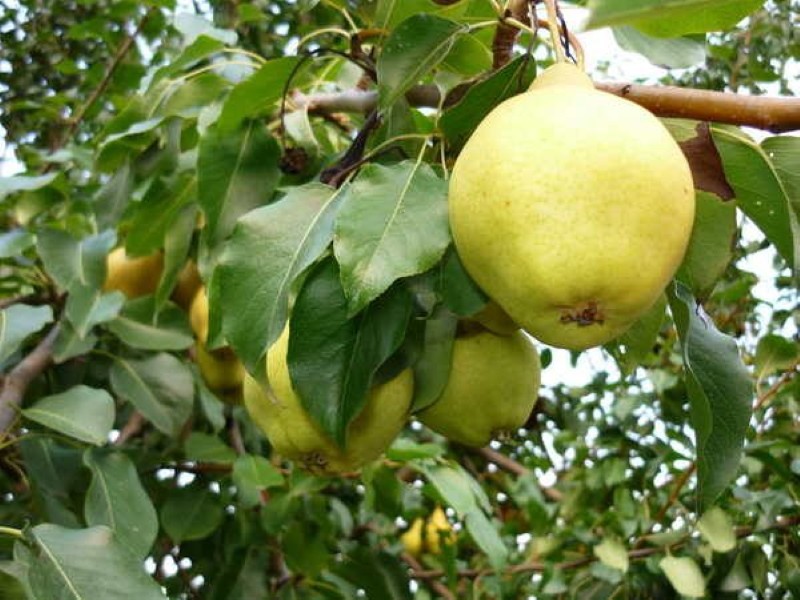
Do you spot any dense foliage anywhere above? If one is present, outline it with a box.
[0,1,798,598]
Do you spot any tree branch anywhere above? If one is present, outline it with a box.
[476,446,563,502]
[0,324,60,435]
[290,83,800,132]
[402,553,456,600]
[410,514,800,581]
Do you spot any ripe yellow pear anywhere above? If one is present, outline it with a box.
[243,328,414,475]
[425,506,455,554]
[468,301,519,335]
[190,287,244,401]
[401,518,424,557]
[449,62,695,350]
[103,248,163,299]
[419,328,539,447]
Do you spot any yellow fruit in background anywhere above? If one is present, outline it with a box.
[419,329,540,447]
[401,518,424,557]
[425,507,455,554]
[449,62,695,350]
[195,344,245,402]
[171,260,202,311]
[103,247,163,299]
[189,287,210,344]
[243,328,413,475]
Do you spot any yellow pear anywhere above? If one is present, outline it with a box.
[190,287,245,401]
[195,344,245,402]
[419,328,540,447]
[425,506,455,554]
[103,247,163,299]
[401,518,424,557]
[243,328,413,475]
[171,260,203,311]
[449,62,695,350]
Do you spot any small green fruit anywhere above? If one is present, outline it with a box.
[419,329,540,447]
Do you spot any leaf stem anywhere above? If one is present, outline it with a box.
[0,526,23,539]
[542,0,567,63]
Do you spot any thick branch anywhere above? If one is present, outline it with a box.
[595,82,800,133]
[0,325,60,434]
[291,83,800,132]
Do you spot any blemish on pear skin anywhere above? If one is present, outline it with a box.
[560,301,604,326]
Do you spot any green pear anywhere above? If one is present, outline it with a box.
[419,328,540,447]
[449,62,695,350]
[243,327,413,475]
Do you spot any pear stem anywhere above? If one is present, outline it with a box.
[542,0,567,64]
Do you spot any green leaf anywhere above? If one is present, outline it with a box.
[712,126,796,271]
[37,229,116,292]
[587,0,763,37]
[232,454,284,507]
[288,259,412,446]
[440,55,536,150]
[385,438,444,461]
[0,173,58,198]
[464,509,508,569]
[109,353,194,436]
[173,12,237,45]
[0,229,35,258]
[606,295,666,375]
[23,385,114,445]
[151,34,226,84]
[754,335,798,378]
[217,57,302,132]
[157,72,228,117]
[438,248,488,317]
[761,135,800,277]
[612,27,705,68]
[659,555,706,597]
[0,304,53,364]
[83,450,159,559]
[184,432,237,464]
[697,506,736,552]
[160,486,224,543]
[28,525,164,600]
[593,537,630,572]
[198,122,281,246]
[676,191,737,298]
[420,463,477,515]
[410,307,457,412]
[334,548,412,600]
[106,297,194,351]
[155,204,197,311]
[52,321,98,364]
[93,162,133,230]
[126,173,196,256]
[377,14,465,110]
[65,287,125,338]
[667,282,753,507]
[441,33,492,76]
[334,160,450,314]
[217,183,342,373]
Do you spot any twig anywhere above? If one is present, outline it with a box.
[114,411,146,446]
[653,462,696,525]
[0,325,60,435]
[409,513,800,580]
[491,0,529,69]
[58,8,156,148]
[288,83,800,132]
[753,360,799,411]
[227,415,247,455]
[477,447,563,502]
[403,553,456,599]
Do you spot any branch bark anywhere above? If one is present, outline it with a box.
[290,82,800,132]
[476,446,563,502]
[0,324,60,435]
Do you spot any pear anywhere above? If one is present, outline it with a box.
[401,518,424,557]
[425,506,455,554]
[449,62,695,350]
[171,260,202,311]
[190,287,245,401]
[419,328,539,447]
[468,301,519,335]
[103,247,163,299]
[243,328,413,475]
